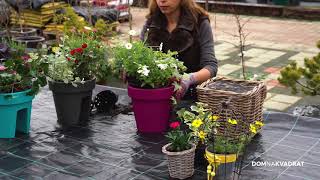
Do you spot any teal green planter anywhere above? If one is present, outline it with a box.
[0,90,34,138]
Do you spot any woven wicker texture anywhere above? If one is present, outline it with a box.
[197,77,267,138]
[162,143,196,179]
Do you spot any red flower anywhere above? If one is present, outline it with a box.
[70,49,76,56]
[82,43,87,48]
[76,48,83,54]
[67,57,71,61]
[74,60,79,64]
[170,121,180,129]
[22,55,30,61]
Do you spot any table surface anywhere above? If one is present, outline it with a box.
[0,85,319,180]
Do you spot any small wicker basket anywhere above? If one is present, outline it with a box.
[197,77,267,135]
[162,143,196,179]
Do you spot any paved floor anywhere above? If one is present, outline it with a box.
[116,7,320,112]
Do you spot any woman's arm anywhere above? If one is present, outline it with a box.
[193,18,218,84]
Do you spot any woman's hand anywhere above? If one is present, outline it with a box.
[175,73,196,100]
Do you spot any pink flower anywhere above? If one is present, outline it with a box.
[170,121,180,129]
[0,65,6,71]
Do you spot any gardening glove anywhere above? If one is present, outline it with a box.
[176,73,197,100]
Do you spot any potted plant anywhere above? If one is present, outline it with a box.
[0,41,47,138]
[177,102,261,179]
[162,121,196,179]
[176,102,219,165]
[35,31,110,126]
[112,40,186,133]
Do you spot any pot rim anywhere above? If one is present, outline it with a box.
[12,36,45,42]
[128,84,174,91]
[205,147,237,163]
[0,89,31,96]
[162,143,196,156]
[48,78,96,84]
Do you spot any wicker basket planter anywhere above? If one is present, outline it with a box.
[162,143,196,179]
[197,77,267,136]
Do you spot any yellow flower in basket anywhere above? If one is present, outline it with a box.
[198,131,207,140]
[255,121,264,127]
[209,115,219,121]
[250,124,257,134]
[228,119,237,125]
[192,119,203,128]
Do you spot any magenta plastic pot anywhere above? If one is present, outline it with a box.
[127,85,174,133]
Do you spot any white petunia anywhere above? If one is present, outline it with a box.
[128,29,137,36]
[84,26,92,31]
[157,63,168,70]
[159,42,163,51]
[171,63,178,70]
[137,65,150,76]
[125,43,133,50]
[252,74,258,80]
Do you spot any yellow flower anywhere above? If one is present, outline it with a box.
[198,131,207,140]
[250,124,257,134]
[52,47,60,54]
[255,121,264,127]
[209,115,219,121]
[192,119,203,128]
[228,119,237,125]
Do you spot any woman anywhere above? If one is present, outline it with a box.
[140,0,218,100]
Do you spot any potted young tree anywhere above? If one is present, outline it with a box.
[113,40,186,133]
[34,30,110,126]
[162,121,196,179]
[0,40,47,138]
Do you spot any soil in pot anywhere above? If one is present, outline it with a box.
[208,80,255,93]
[12,36,45,49]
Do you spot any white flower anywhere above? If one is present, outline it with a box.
[252,74,258,80]
[171,63,178,70]
[29,53,39,60]
[84,26,92,31]
[128,29,137,36]
[125,43,133,50]
[42,44,47,49]
[157,63,168,70]
[31,77,37,82]
[159,42,163,51]
[137,65,150,76]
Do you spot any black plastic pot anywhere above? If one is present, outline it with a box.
[10,27,37,37]
[48,79,96,126]
[215,161,236,180]
[12,36,45,49]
